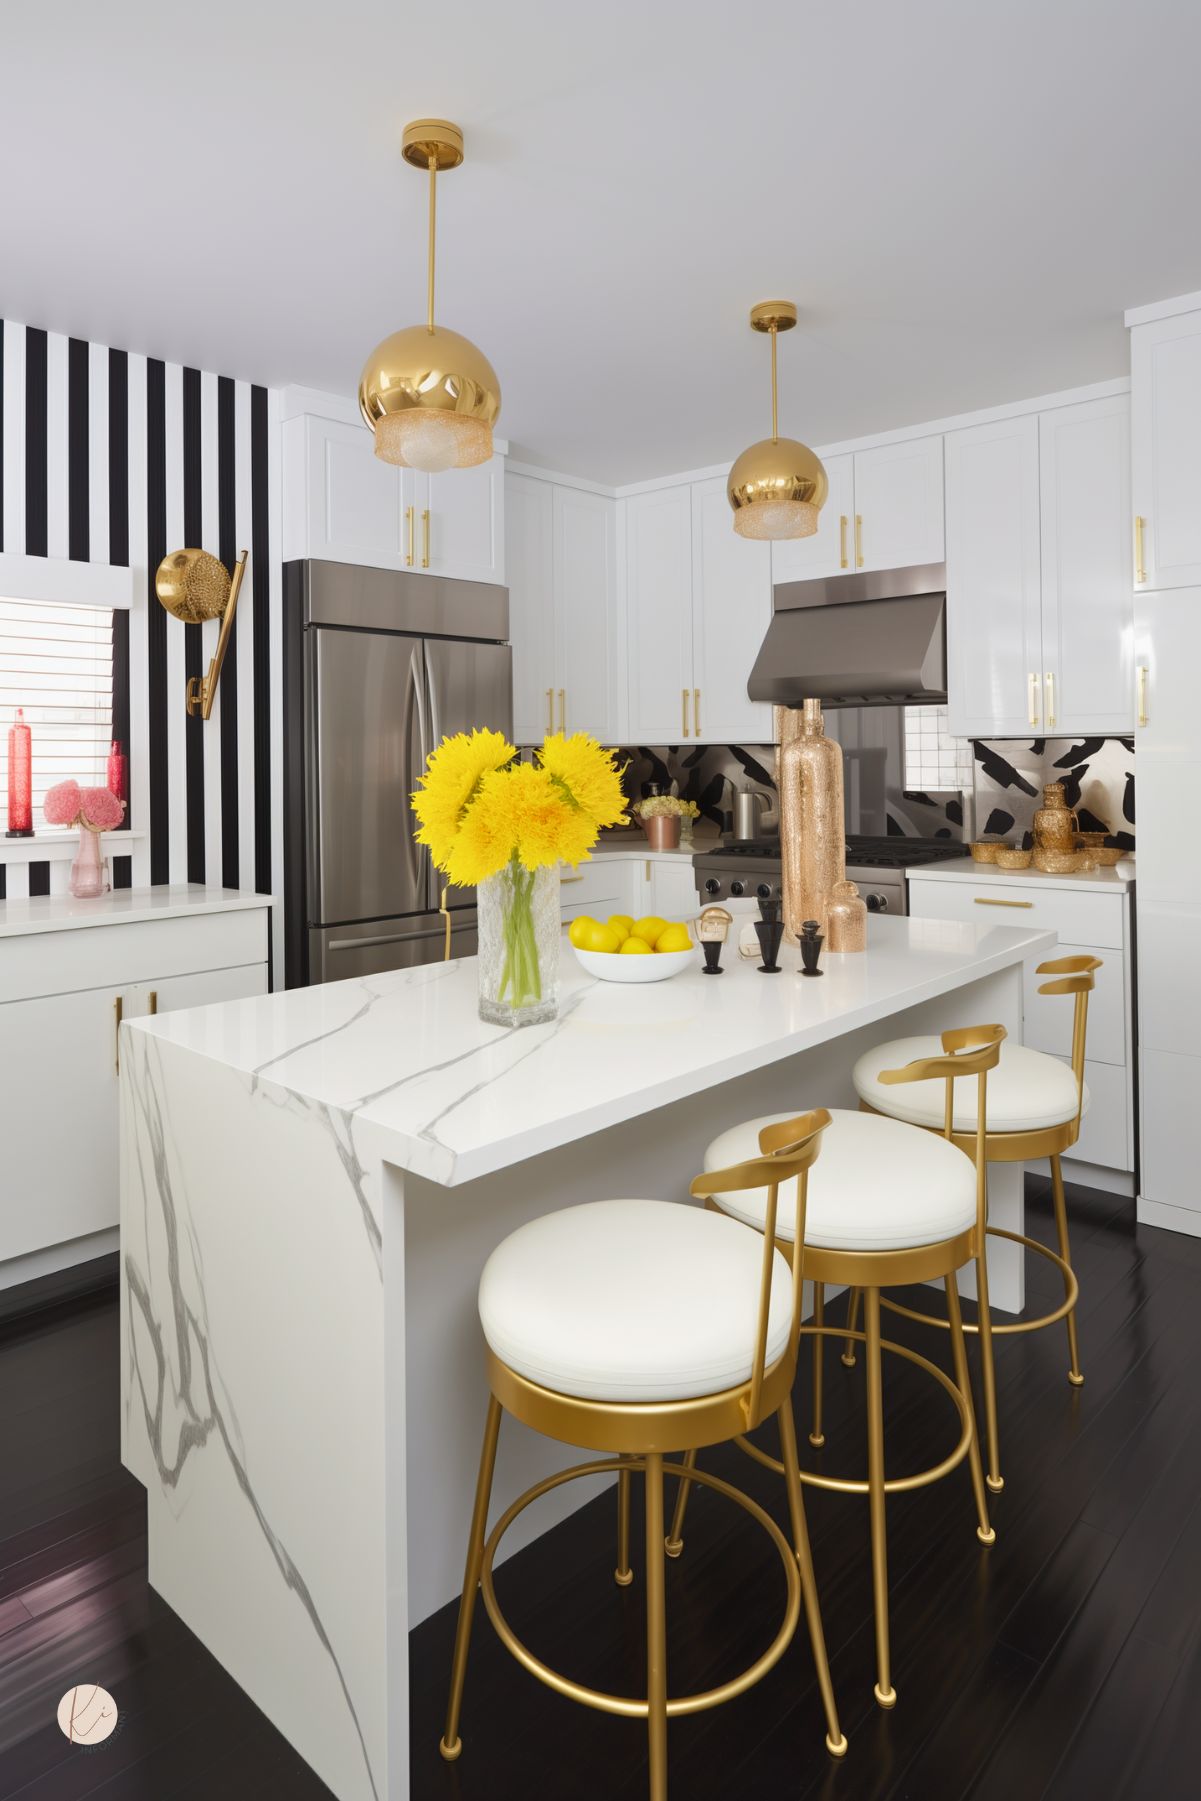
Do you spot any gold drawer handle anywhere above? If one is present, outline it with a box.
[1028,671,1040,728]
[546,687,554,734]
[974,897,1034,909]
[854,513,864,568]
[839,514,848,569]
[693,687,701,737]
[1045,671,1056,729]
[1137,664,1148,728]
[405,505,415,567]
[561,873,585,884]
[681,688,689,737]
[421,507,431,569]
[114,995,123,1075]
[557,688,566,733]
[1134,515,1146,586]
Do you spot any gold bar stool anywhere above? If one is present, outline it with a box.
[850,955,1102,1492]
[673,1026,1003,1710]
[439,1111,846,1800]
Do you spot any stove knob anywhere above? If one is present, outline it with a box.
[730,880,746,897]
[755,883,773,900]
[704,877,721,896]
[864,892,889,913]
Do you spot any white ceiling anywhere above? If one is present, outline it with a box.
[4,1,1200,484]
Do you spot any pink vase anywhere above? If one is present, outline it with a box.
[69,826,107,898]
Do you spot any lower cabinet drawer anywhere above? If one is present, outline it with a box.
[1065,1057,1130,1172]
[2,908,270,1004]
[1022,943,1125,1066]
[907,877,1125,949]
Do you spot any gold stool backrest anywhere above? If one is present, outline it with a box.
[1036,954,1102,1130]
[690,1108,831,1429]
[877,1023,1006,1237]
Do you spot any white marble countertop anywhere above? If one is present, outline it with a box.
[131,913,1054,1188]
[0,883,273,937]
[589,837,707,860]
[905,855,1134,894]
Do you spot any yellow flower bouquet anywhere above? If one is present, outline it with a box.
[412,729,627,1025]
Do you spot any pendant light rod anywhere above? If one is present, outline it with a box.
[770,324,779,443]
[427,152,437,334]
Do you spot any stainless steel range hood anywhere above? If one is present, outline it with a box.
[748,563,947,708]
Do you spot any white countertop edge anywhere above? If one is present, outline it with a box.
[0,883,274,936]
[905,856,1134,894]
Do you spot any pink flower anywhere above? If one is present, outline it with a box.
[44,779,82,826]
[80,786,125,831]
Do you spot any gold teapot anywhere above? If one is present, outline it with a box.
[1033,782,1078,853]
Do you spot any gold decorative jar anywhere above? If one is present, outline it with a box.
[777,699,845,941]
[826,880,867,953]
[1033,782,1078,853]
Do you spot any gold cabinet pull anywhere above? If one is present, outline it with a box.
[1137,664,1149,727]
[148,990,158,1016]
[561,870,585,883]
[681,688,690,737]
[557,688,566,732]
[421,507,431,569]
[114,995,123,1075]
[1045,671,1056,729]
[839,514,849,569]
[974,896,1034,908]
[1028,671,1040,728]
[1134,515,1146,585]
[854,514,864,568]
[405,505,415,567]
[693,688,701,737]
[546,687,554,734]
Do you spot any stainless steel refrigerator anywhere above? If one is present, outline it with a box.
[282,560,512,986]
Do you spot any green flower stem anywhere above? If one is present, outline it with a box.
[497,857,543,1010]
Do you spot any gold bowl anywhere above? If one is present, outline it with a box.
[995,847,1033,869]
[1033,847,1083,873]
[1092,846,1127,866]
[969,841,1004,863]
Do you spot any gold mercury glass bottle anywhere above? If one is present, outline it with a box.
[777,698,846,942]
[1033,781,1078,851]
[827,879,868,953]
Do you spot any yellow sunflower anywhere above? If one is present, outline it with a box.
[412,728,516,873]
[536,732,628,830]
[448,763,597,886]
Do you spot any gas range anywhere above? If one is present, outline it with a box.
[692,835,965,917]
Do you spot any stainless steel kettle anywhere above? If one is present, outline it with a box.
[731,787,770,841]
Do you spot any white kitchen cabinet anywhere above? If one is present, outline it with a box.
[506,474,620,743]
[624,485,695,743]
[0,891,271,1277]
[286,409,504,584]
[946,414,1043,738]
[1134,585,1201,762]
[770,454,854,583]
[641,856,700,922]
[851,436,945,572]
[691,478,773,744]
[1131,307,1201,590]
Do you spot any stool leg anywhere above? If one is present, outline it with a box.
[440,1394,503,1760]
[664,1449,697,1558]
[616,1460,634,1586]
[1050,1154,1085,1387]
[644,1451,669,1801]
[945,1276,995,1547]
[778,1400,847,1757]
[842,1286,860,1367]
[810,1282,827,1448]
[972,1242,1004,1494]
[864,1288,895,1709]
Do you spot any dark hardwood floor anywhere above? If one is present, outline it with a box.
[2,1177,1200,1799]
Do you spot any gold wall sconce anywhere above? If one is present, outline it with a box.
[155,549,248,718]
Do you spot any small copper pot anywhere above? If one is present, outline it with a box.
[642,814,682,852]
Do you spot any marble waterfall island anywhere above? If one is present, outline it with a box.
[120,913,1054,1801]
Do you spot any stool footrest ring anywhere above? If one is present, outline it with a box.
[744,1327,975,1496]
[479,1455,802,1719]
[878,1227,1080,1338]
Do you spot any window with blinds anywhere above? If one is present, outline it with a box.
[0,598,115,820]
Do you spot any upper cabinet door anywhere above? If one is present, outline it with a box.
[770,454,854,585]
[420,459,506,586]
[1132,311,1201,590]
[690,477,773,745]
[307,417,405,567]
[624,486,695,744]
[505,473,556,745]
[852,436,945,572]
[1039,396,1134,736]
[554,486,618,740]
[1134,585,1201,763]
[945,415,1042,738]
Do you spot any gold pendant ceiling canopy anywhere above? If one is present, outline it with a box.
[359,120,501,472]
[728,301,827,540]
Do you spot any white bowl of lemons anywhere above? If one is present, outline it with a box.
[568,913,695,983]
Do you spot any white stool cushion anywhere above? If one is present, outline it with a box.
[704,1109,977,1251]
[478,1199,793,1404]
[852,1035,1087,1134]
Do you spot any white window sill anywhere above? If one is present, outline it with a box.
[0,830,145,864]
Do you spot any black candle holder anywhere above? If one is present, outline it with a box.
[799,919,825,977]
[754,918,784,973]
[701,939,724,975]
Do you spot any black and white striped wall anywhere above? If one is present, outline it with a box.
[0,318,280,905]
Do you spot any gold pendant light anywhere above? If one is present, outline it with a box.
[358,120,501,472]
[728,301,827,540]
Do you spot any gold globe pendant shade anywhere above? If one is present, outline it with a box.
[728,302,826,540]
[358,120,501,472]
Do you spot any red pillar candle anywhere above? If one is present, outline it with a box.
[106,740,127,807]
[6,708,33,838]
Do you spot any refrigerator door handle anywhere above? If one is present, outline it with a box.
[327,924,469,954]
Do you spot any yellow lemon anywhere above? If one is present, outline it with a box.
[607,914,635,940]
[582,920,623,954]
[632,916,669,950]
[655,924,693,953]
[619,936,653,955]
[568,915,598,950]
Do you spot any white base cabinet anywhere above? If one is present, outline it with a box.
[0,893,270,1274]
[559,853,699,931]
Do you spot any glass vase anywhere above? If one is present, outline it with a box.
[69,826,107,899]
[477,859,561,1028]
